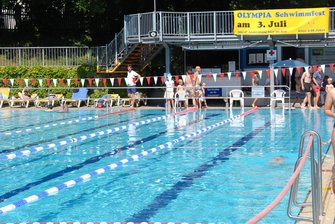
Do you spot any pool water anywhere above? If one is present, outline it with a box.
[0,108,332,223]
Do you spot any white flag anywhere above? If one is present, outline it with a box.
[182,75,186,83]
[38,79,43,87]
[67,79,71,87]
[274,69,279,78]
[53,79,57,87]
[304,66,309,72]
[153,76,158,85]
[140,77,144,86]
[95,78,100,87]
[124,78,129,86]
[289,67,294,76]
[10,79,14,86]
[198,74,202,83]
[110,78,114,86]
[321,64,325,73]
[258,70,263,79]
[242,71,247,80]
[81,79,85,87]
[212,73,217,82]
[24,79,29,87]
[227,72,231,80]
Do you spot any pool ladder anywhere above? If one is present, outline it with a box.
[287,131,323,224]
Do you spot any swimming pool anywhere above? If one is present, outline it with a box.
[0,108,332,223]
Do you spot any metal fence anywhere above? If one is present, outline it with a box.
[0,46,96,66]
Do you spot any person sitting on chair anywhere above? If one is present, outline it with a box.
[18,86,32,100]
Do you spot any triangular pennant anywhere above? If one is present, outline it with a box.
[67,79,71,87]
[242,71,246,80]
[153,76,158,85]
[281,68,286,77]
[38,79,43,87]
[139,77,144,86]
[80,79,85,87]
[274,69,279,78]
[146,77,151,85]
[321,64,325,73]
[24,79,29,87]
[31,79,36,86]
[3,78,8,87]
[235,71,239,80]
[206,73,210,80]
[213,73,217,82]
[88,78,93,86]
[220,73,224,80]
[288,67,293,76]
[103,78,107,87]
[73,78,79,86]
[95,78,100,87]
[330,64,334,72]
[258,70,262,79]
[52,79,57,87]
[117,78,122,86]
[110,78,115,86]
[59,78,64,87]
[297,67,301,74]
[266,69,270,78]
[17,79,22,86]
[175,75,179,83]
[182,75,186,83]
[160,76,164,84]
[227,72,231,80]
[313,65,317,72]
[10,79,14,87]
[46,79,51,87]
[198,74,202,83]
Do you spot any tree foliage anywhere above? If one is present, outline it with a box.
[1,0,334,46]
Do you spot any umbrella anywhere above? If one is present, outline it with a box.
[272,58,309,68]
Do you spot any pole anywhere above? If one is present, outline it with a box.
[153,0,157,31]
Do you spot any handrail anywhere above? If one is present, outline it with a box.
[246,133,315,224]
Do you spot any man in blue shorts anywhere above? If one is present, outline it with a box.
[126,64,141,107]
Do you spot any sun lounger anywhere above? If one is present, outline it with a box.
[62,88,88,108]
[9,93,38,108]
[0,88,10,108]
[35,94,64,107]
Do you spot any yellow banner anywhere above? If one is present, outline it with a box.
[234,8,329,35]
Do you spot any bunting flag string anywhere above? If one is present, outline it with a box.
[80,79,85,87]
[220,73,224,80]
[10,79,14,87]
[73,78,79,86]
[59,79,64,87]
[266,69,270,78]
[146,77,151,86]
[297,67,301,75]
[46,79,51,87]
[52,79,57,87]
[88,78,93,87]
[31,79,36,86]
[258,70,262,79]
[235,71,239,80]
[242,71,246,80]
[95,78,100,87]
[281,68,286,77]
[181,75,186,83]
[175,75,179,83]
[24,79,29,87]
[103,78,107,87]
[227,72,231,80]
[321,64,325,73]
[17,79,22,86]
[213,73,217,82]
[160,76,165,84]
[139,77,144,86]
[67,79,71,87]
[117,78,122,86]
[3,78,8,87]
[153,76,158,85]
[110,78,114,86]
[38,79,43,87]
[289,67,293,76]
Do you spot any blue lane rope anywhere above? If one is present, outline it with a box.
[0,109,135,138]
[0,108,257,214]
[0,108,196,161]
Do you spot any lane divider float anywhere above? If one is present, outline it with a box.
[0,108,258,214]
[0,108,197,161]
[0,109,135,137]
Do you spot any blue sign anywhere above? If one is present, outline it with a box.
[205,88,222,97]
[252,86,265,97]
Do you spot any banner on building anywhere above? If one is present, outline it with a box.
[234,7,329,35]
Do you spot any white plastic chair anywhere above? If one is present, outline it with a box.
[174,91,187,111]
[270,89,286,109]
[229,89,244,109]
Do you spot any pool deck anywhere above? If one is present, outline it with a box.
[296,146,335,224]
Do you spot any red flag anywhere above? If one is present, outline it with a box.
[117,78,122,86]
[281,68,286,77]
[31,79,36,86]
[251,71,255,79]
[103,78,107,87]
[190,74,194,81]
[88,78,93,86]
[330,64,334,72]
[206,73,210,80]
[59,78,64,87]
[46,79,51,87]
[297,67,301,74]
[73,78,78,86]
[146,77,151,85]
[313,65,317,72]
[235,71,239,80]
[266,69,270,78]
[17,79,23,86]
[175,75,179,83]
[220,73,224,79]
[160,76,165,84]
[3,78,8,87]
